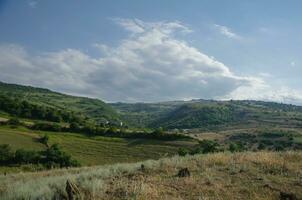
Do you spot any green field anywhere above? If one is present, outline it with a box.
[0,126,197,168]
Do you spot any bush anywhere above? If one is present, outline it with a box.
[42,144,80,168]
[0,144,13,164]
[7,118,21,126]
[69,122,80,132]
[198,140,220,154]
[31,122,62,132]
[228,142,245,152]
[178,147,190,156]
[106,127,118,135]
[14,149,40,164]
[40,134,49,146]
[258,143,266,150]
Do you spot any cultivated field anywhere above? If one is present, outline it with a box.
[0,126,196,172]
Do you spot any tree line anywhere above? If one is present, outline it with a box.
[32,121,190,140]
[0,143,79,168]
[1,118,190,141]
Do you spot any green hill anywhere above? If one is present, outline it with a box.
[112,100,302,130]
[0,82,119,124]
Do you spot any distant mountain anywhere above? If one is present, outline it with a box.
[0,82,119,124]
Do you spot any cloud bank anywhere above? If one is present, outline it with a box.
[0,19,301,104]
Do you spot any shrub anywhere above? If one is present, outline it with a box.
[14,149,40,164]
[31,122,62,132]
[258,143,266,150]
[198,140,220,154]
[69,122,80,132]
[7,118,21,126]
[178,148,190,156]
[228,142,245,152]
[42,144,80,168]
[40,134,49,146]
[0,144,13,164]
[106,127,118,135]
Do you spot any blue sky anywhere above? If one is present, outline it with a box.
[0,0,302,104]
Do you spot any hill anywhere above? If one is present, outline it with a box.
[111,100,302,130]
[1,151,301,199]
[0,82,119,124]
[2,81,302,130]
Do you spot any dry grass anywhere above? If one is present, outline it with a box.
[0,151,302,199]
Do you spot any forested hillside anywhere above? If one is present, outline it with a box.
[112,100,302,129]
[0,82,119,125]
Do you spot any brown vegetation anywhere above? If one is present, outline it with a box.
[0,151,302,199]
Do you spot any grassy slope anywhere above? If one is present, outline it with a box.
[0,82,119,123]
[1,151,301,199]
[0,126,196,168]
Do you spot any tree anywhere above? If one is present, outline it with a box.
[198,140,220,154]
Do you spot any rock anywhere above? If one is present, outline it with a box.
[279,192,297,200]
[66,180,81,200]
[177,168,190,177]
[140,164,145,171]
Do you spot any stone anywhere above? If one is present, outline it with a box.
[279,192,297,200]
[66,180,81,200]
[177,168,190,177]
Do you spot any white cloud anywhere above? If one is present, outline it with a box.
[214,24,240,39]
[112,18,193,35]
[290,61,296,67]
[224,78,302,105]
[112,18,145,34]
[0,19,301,104]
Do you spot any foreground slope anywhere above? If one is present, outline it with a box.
[1,151,301,199]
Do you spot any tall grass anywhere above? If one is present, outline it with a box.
[1,151,302,199]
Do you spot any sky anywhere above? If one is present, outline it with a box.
[0,0,302,104]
